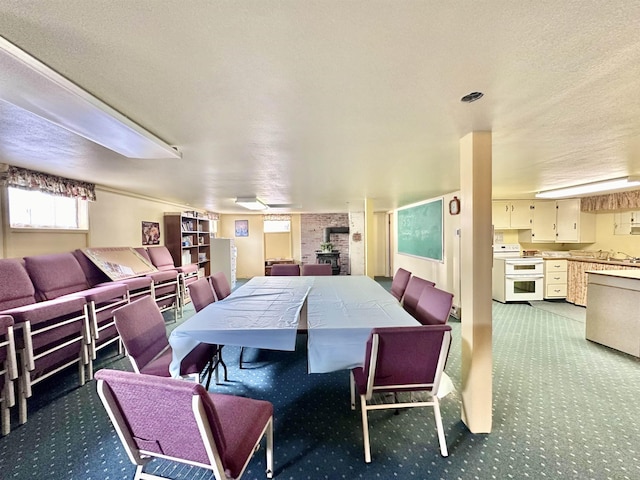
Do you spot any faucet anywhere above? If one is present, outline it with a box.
[617,251,634,259]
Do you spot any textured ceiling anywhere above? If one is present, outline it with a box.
[1,1,639,213]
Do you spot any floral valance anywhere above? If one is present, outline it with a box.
[581,189,640,211]
[7,165,96,201]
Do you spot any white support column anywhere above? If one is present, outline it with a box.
[459,131,493,433]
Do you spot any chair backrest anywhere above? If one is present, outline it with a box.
[402,276,436,318]
[390,268,411,301]
[270,264,300,276]
[188,277,216,312]
[113,296,169,372]
[301,263,332,276]
[0,258,37,310]
[146,246,177,271]
[362,325,452,396]
[415,285,454,325]
[210,272,231,300]
[95,368,227,471]
[24,253,92,301]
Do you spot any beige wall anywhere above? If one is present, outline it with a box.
[264,232,292,259]
[1,185,198,259]
[218,214,265,278]
[590,211,640,257]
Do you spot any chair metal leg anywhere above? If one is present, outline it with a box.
[349,371,356,410]
[360,395,372,463]
[433,397,449,457]
[239,346,245,369]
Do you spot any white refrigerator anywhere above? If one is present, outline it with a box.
[210,238,237,289]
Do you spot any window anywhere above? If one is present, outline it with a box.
[8,187,89,229]
[264,219,291,233]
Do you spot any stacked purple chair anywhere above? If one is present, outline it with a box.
[113,295,215,388]
[401,276,436,319]
[96,368,274,479]
[23,253,129,379]
[0,258,90,424]
[146,245,199,315]
[0,314,18,435]
[390,267,412,301]
[270,264,300,276]
[350,325,453,463]
[187,277,227,383]
[72,249,154,304]
[415,285,454,326]
[134,247,180,322]
[301,263,332,276]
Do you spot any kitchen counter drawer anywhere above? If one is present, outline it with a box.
[545,259,568,271]
[546,283,567,298]
[546,271,567,284]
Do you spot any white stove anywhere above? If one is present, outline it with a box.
[492,244,544,302]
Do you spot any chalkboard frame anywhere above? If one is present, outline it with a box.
[396,197,444,262]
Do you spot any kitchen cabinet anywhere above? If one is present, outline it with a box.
[519,200,556,242]
[519,198,595,243]
[544,259,567,298]
[613,211,640,235]
[555,198,596,242]
[492,200,533,229]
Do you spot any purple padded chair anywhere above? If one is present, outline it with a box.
[72,249,154,303]
[187,277,227,383]
[210,271,232,301]
[415,285,454,326]
[133,247,180,321]
[146,245,199,311]
[401,276,436,319]
[113,295,215,387]
[0,314,17,436]
[301,263,332,276]
[96,368,274,480]
[270,264,300,276]
[0,258,90,425]
[23,252,129,374]
[390,267,411,301]
[350,325,452,463]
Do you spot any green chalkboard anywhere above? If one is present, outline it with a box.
[397,198,443,261]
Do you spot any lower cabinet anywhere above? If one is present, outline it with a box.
[544,259,568,299]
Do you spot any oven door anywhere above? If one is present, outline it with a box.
[505,274,544,301]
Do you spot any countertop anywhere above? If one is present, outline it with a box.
[539,255,640,267]
[586,269,640,280]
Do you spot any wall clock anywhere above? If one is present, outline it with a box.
[449,196,460,215]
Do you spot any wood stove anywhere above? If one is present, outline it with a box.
[315,251,341,275]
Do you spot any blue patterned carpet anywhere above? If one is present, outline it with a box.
[1,285,639,479]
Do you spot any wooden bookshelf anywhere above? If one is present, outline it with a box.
[164,212,211,277]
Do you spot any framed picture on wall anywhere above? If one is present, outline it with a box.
[235,219,249,237]
[142,221,160,245]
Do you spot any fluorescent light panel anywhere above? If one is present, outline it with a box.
[235,197,268,210]
[535,176,640,199]
[0,35,180,159]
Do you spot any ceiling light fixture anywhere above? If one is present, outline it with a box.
[0,35,181,159]
[235,197,268,210]
[460,91,484,103]
[535,176,640,199]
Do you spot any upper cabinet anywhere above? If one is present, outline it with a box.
[613,211,640,235]
[492,200,533,229]
[518,198,595,243]
[555,198,595,243]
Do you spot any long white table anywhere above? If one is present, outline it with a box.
[169,275,420,377]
